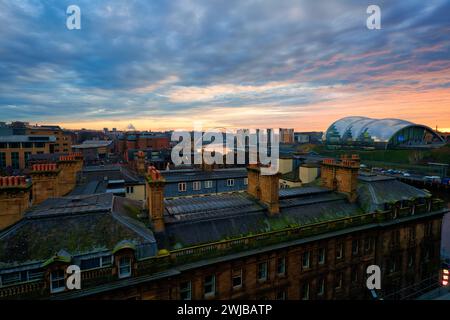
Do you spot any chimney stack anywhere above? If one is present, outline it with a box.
[57,155,78,196]
[136,150,146,174]
[145,166,165,232]
[0,176,31,230]
[320,154,360,202]
[30,163,61,205]
[69,152,84,172]
[246,164,281,215]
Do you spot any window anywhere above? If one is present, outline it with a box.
[24,152,31,162]
[351,266,359,283]
[204,180,213,189]
[424,248,430,262]
[227,179,235,187]
[409,227,416,240]
[277,257,286,275]
[118,257,131,278]
[364,237,374,253]
[425,222,433,237]
[80,256,112,270]
[126,186,134,194]
[180,281,192,300]
[80,257,101,270]
[11,152,19,169]
[318,248,326,265]
[243,178,248,185]
[0,272,21,286]
[408,252,415,267]
[302,251,310,269]
[388,258,397,273]
[232,269,243,289]
[204,275,216,297]
[301,282,310,300]
[352,240,359,256]
[257,262,268,281]
[178,182,187,192]
[9,142,20,149]
[276,290,286,300]
[28,269,44,281]
[50,269,66,293]
[193,181,201,191]
[0,269,44,287]
[0,152,6,168]
[335,272,343,289]
[317,278,325,296]
[22,142,32,148]
[336,243,344,260]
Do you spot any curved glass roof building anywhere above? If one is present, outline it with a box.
[324,116,445,149]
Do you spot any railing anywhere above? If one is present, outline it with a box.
[0,280,44,298]
[137,201,446,275]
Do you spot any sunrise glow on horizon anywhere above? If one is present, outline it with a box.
[1,1,449,132]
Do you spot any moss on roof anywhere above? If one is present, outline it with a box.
[0,212,149,268]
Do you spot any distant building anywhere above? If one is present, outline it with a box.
[0,135,56,170]
[117,132,170,160]
[127,149,171,171]
[27,125,73,153]
[71,140,114,163]
[279,128,294,144]
[161,167,248,198]
[294,132,324,144]
[324,117,445,149]
[71,165,146,202]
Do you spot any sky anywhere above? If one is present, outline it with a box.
[0,0,449,132]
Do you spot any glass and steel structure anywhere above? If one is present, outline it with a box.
[324,116,445,149]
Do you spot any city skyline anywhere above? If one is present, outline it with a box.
[1,1,450,131]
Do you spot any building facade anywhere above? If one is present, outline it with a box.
[0,135,56,171]
[0,156,447,300]
[27,125,73,153]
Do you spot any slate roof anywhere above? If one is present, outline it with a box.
[357,175,431,212]
[0,194,156,269]
[158,176,431,249]
[71,165,144,196]
[159,187,362,249]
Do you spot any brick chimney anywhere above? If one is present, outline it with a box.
[30,163,61,205]
[69,152,84,172]
[145,166,165,232]
[246,164,281,215]
[0,176,31,230]
[57,155,78,196]
[321,154,360,202]
[136,150,146,175]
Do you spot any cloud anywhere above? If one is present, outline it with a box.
[0,0,449,131]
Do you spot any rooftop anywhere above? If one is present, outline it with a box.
[0,135,56,143]
[72,140,113,149]
[158,187,361,249]
[157,176,432,250]
[0,194,156,269]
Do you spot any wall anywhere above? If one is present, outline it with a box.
[278,158,293,174]
[84,216,442,300]
[0,188,30,230]
[0,142,52,170]
[299,166,319,184]
[125,184,146,202]
[164,177,247,198]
